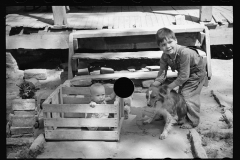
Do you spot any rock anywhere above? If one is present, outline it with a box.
[100,67,114,74]
[142,80,154,88]
[10,127,34,135]
[77,68,89,76]
[12,99,36,111]
[24,69,47,80]
[70,79,92,87]
[6,52,19,71]
[29,134,45,154]
[25,78,41,89]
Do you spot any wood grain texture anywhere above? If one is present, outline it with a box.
[45,129,118,140]
[44,118,118,127]
[43,104,117,113]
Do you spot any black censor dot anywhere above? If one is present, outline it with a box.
[114,77,134,98]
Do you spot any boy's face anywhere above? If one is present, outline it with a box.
[91,86,106,103]
[159,38,177,55]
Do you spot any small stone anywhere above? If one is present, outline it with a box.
[24,69,47,80]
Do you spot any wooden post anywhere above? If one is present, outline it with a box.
[199,6,212,22]
[52,6,68,27]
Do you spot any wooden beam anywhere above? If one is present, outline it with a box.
[72,50,206,60]
[199,6,212,22]
[72,70,178,81]
[45,129,118,140]
[6,32,69,49]
[52,6,68,27]
[44,118,118,127]
[209,27,233,45]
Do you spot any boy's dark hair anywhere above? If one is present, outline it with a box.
[155,28,177,46]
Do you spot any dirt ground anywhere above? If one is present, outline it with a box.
[6,57,233,158]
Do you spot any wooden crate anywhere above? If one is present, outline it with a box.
[42,84,124,141]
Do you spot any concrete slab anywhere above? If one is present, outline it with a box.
[37,93,193,158]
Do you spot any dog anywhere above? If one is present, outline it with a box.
[145,85,188,139]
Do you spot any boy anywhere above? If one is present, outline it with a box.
[87,83,116,131]
[151,27,207,129]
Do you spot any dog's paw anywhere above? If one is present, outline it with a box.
[159,131,168,140]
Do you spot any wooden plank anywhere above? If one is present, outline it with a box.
[14,111,36,116]
[73,51,163,60]
[45,129,118,140]
[219,12,233,24]
[6,32,69,49]
[181,6,200,23]
[212,7,228,24]
[12,99,36,111]
[209,28,233,45]
[72,70,178,81]
[10,127,34,135]
[62,87,91,95]
[199,6,212,22]
[189,129,208,158]
[71,25,205,39]
[11,115,35,127]
[202,26,212,78]
[44,118,118,127]
[220,6,233,12]
[134,16,142,28]
[171,6,194,24]
[117,117,124,141]
[214,6,233,14]
[142,6,153,27]
[52,6,68,26]
[124,16,130,29]
[43,104,117,113]
[63,97,91,104]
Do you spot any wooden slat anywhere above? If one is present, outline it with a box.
[62,87,90,95]
[209,28,233,45]
[63,97,91,104]
[6,32,69,49]
[214,6,233,14]
[11,115,35,127]
[72,70,178,81]
[199,6,212,22]
[72,51,163,60]
[43,104,117,113]
[71,25,205,39]
[219,12,233,24]
[203,26,212,79]
[212,7,228,24]
[45,129,118,140]
[44,118,118,127]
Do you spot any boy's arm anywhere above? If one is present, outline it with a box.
[152,56,168,86]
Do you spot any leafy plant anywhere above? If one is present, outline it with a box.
[16,79,39,99]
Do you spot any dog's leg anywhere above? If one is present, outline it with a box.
[159,109,173,140]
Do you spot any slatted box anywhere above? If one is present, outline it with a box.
[42,84,124,141]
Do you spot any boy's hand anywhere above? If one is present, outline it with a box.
[90,102,97,108]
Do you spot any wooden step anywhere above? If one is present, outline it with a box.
[72,51,163,60]
[72,70,178,81]
[72,49,206,60]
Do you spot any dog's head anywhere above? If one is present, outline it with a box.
[146,85,169,108]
